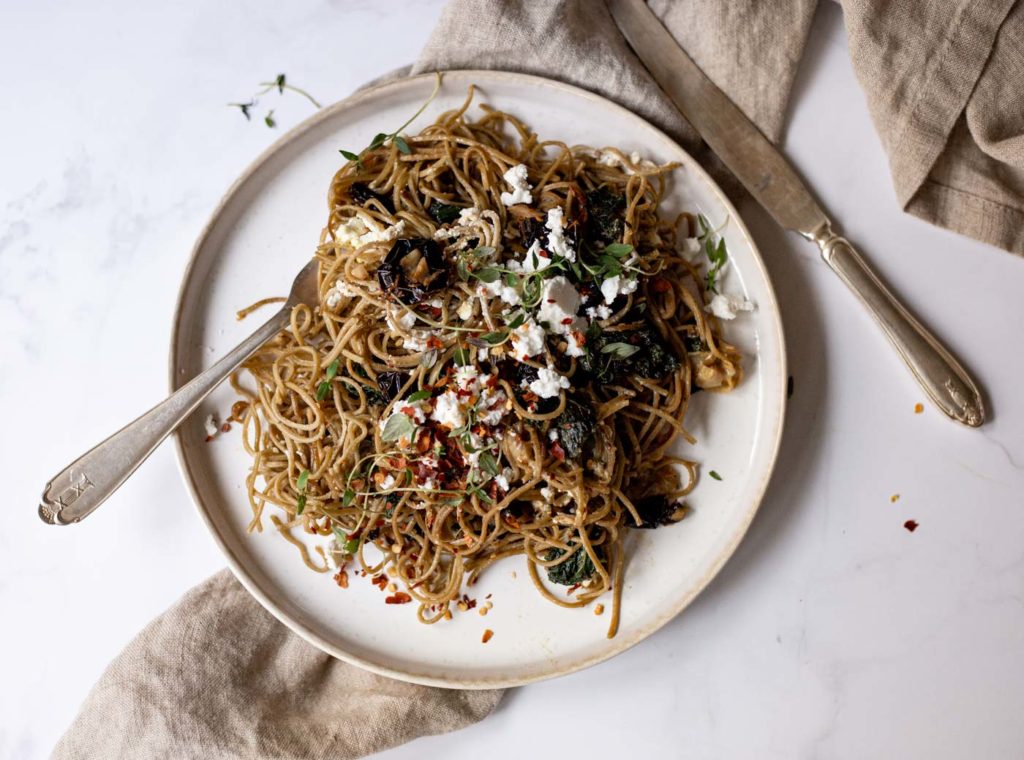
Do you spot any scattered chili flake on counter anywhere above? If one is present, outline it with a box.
[890,494,900,503]
[904,519,919,532]
[385,592,412,604]
[481,629,494,644]
[914,403,924,414]
[333,569,349,588]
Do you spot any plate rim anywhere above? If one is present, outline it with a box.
[169,69,787,689]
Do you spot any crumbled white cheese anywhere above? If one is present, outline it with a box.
[528,366,570,398]
[458,207,481,224]
[510,318,546,360]
[430,390,465,429]
[477,347,489,362]
[333,217,370,246]
[545,207,575,262]
[706,293,756,320]
[335,279,360,297]
[478,278,522,306]
[494,469,511,492]
[540,486,554,500]
[334,217,405,249]
[455,365,481,393]
[421,477,437,491]
[386,309,417,332]
[548,429,560,442]
[325,290,342,309]
[537,276,584,335]
[508,240,552,273]
[478,387,508,426]
[379,474,396,491]
[586,304,612,320]
[402,331,431,351]
[457,299,476,321]
[203,414,219,437]
[597,150,620,167]
[394,398,428,424]
[600,274,639,304]
[565,331,586,357]
[681,237,703,262]
[500,164,533,206]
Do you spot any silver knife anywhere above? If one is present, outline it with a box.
[607,0,985,427]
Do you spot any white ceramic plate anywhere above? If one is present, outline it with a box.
[170,70,786,689]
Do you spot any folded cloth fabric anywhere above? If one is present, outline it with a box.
[52,570,502,760]
[414,0,1024,254]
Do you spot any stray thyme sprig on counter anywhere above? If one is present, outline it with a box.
[339,73,442,164]
[229,73,321,129]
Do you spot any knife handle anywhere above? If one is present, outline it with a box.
[809,223,985,427]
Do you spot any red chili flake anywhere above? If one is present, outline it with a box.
[904,520,919,532]
[427,335,444,350]
[371,574,388,589]
[220,422,231,433]
[204,435,215,443]
[482,629,494,643]
[333,569,349,588]
[566,582,581,596]
[485,375,499,388]
[550,441,566,462]
[539,250,551,259]
[651,277,672,293]
[560,317,573,326]
[462,594,477,609]
[547,298,557,303]
[522,391,539,404]
[485,593,492,600]
[399,406,418,418]
[428,306,443,319]
[385,592,412,604]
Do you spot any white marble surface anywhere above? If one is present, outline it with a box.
[1,2,1022,758]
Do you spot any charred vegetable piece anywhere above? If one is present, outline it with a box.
[375,370,407,403]
[579,313,680,383]
[349,182,394,213]
[550,396,597,460]
[377,238,449,305]
[427,200,462,224]
[585,186,625,245]
[544,545,596,585]
[629,495,685,528]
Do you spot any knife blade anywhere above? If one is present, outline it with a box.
[607,0,985,427]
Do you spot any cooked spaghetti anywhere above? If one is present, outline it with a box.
[231,84,742,638]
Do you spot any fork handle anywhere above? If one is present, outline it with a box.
[810,222,985,427]
[38,307,290,525]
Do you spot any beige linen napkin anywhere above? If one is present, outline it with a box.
[415,0,1024,254]
[55,2,1022,758]
[53,570,502,759]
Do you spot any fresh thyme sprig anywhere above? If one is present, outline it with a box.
[339,72,442,164]
[697,214,729,293]
[229,73,322,129]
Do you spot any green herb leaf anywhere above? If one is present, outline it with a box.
[473,267,501,283]
[503,272,520,288]
[480,330,508,345]
[369,132,388,149]
[296,494,307,514]
[343,537,360,554]
[230,101,255,120]
[506,312,526,330]
[264,110,276,128]
[407,389,432,402]
[601,342,640,359]
[604,243,634,257]
[340,149,360,161]
[297,469,310,491]
[456,258,471,282]
[316,381,332,401]
[381,413,416,442]
[453,346,471,366]
[478,451,500,476]
[341,488,355,506]
[393,135,411,154]
[470,246,496,257]
[325,359,340,381]
[275,73,286,94]
[709,470,723,481]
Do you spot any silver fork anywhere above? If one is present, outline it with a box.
[38,259,320,525]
